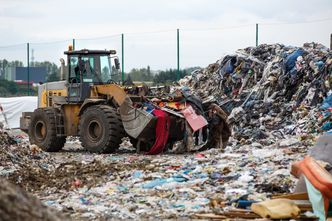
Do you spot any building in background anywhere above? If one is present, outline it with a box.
[4,67,47,83]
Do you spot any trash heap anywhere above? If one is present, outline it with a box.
[0,177,65,221]
[26,147,305,220]
[0,129,308,220]
[1,43,331,220]
[0,129,65,221]
[179,43,332,145]
[0,129,54,181]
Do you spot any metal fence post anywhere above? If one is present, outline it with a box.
[27,43,30,96]
[121,33,124,82]
[177,28,180,81]
[256,23,259,47]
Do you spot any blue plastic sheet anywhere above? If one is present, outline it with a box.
[142,175,188,189]
[321,122,332,131]
[284,49,304,73]
[321,94,332,110]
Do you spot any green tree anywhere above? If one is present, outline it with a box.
[0,59,24,80]
[47,72,60,82]
[126,66,155,82]
[8,60,24,67]
[7,81,18,94]
[153,68,188,84]
[0,87,8,96]
[147,65,152,79]
[0,79,18,95]
[34,61,60,82]
[0,59,9,79]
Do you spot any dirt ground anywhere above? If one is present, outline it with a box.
[2,134,308,220]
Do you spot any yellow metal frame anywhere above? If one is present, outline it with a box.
[38,83,128,137]
[40,89,68,108]
[63,104,80,136]
[91,84,127,106]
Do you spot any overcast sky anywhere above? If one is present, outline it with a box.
[0,0,331,70]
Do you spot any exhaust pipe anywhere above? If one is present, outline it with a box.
[60,58,65,80]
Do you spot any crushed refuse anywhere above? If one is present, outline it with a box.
[0,176,66,221]
[178,42,332,146]
[0,136,306,220]
[0,42,332,220]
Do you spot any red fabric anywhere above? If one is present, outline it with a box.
[147,109,170,155]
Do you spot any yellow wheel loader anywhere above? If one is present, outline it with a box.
[20,48,186,153]
[21,48,130,153]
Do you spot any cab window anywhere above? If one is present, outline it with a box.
[68,54,111,83]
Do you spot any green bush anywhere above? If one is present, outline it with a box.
[0,79,18,95]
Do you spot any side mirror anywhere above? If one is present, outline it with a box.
[114,58,120,70]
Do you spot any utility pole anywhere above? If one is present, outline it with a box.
[27,43,30,96]
[31,49,35,67]
[121,33,124,82]
[72,39,75,50]
[256,23,259,47]
[177,29,180,81]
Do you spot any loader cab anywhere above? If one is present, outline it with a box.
[64,49,117,102]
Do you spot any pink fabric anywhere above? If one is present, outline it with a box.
[147,109,170,155]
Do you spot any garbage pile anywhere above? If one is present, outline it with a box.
[179,43,332,145]
[0,129,55,183]
[0,129,16,147]
[28,146,306,220]
[0,128,308,220]
[0,129,66,221]
[0,177,65,221]
[1,43,331,220]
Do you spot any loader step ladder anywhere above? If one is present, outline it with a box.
[54,111,65,137]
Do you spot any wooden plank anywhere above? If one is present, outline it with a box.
[194,213,227,219]
[294,200,312,211]
[221,209,261,219]
[272,192,309,200]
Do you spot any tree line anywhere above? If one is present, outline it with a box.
[113,66,199,84]
[0,59,59,82]
[0,60,60,95]
[0,59,199,95]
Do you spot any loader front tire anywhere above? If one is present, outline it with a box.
[28,108,66,152]
[79,105,125,153]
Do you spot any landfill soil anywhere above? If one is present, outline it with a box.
[0,130,312,220]
[0,177,66,221]
[0,42,331,220]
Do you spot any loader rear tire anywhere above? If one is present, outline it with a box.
[79,105,125,153]
[28,108,66,152]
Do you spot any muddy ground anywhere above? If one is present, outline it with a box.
[1,132,310,220]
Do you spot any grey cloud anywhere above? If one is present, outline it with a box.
[0,0,331,69]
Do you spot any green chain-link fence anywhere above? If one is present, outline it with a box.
[0,20,331,96]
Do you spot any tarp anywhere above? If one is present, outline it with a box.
[0,97,37,128]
